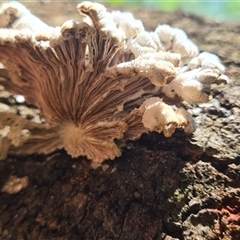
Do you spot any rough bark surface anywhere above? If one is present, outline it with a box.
[0,2,239,240]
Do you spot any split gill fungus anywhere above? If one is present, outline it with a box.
[0,2,229,163]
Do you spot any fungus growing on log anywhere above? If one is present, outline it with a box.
[0,2,229,163]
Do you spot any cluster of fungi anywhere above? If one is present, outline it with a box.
[0,2,228,163]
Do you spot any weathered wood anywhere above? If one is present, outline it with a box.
[0,2,239,239]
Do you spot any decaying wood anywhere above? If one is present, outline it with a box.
[0,2,239,239]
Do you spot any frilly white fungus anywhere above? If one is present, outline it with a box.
[0,1,229,163]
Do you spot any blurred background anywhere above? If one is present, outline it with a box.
[2,0,240,22]
[104,0,240,21]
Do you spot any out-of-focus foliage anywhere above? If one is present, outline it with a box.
[97,0,240,21]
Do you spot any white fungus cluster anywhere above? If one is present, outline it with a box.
[0,2,229,163]
[0,1,48,30]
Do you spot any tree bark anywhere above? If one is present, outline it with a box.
[0,2,239,240]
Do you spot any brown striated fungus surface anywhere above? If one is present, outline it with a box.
[0,2,229,163]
